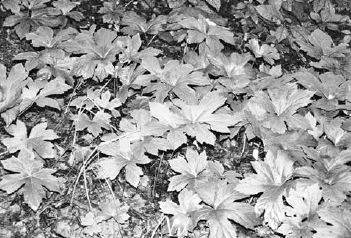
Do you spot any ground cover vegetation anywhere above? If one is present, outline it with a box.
[0,0,351,237]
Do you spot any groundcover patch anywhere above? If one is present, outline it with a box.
[0,0,351,237]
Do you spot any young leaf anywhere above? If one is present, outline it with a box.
[168,148,208,191]
[195,179,260,238]
[159,188,202,237]
[235,150,295,229]
[0,150,61,211]
[2,120,59,158]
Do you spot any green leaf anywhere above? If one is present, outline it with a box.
[118,109,169,151]
[160,188,202,237]
[295,29,349,60]
[246,83,314,134]
[277,183,322,238]
[235,150,295,229]
[99,197,130,223]
[0,150,61,211]
[3,4,62,39]
[2,120,59,158]
[205,0,221,11]
[117,34,161,64]
[255,3,284,24]
[168,148,208,191]
[52,0,80,15]
[121,12,166,35]
[294,149,351,205]
[25,26,77,48]
[63,27,120,81]
[314,205,351,238]
[195,179,260,238]
[72,111,111,137]
[247,39,280,65]
[95,142,151,187]
[179,15,234,51]
[151,92,241,145]
[0,63,28,117]
[140,56,210,103]
[21,77,71,109]
[295,71,347,110]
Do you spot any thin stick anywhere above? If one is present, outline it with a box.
[83,164,93,210]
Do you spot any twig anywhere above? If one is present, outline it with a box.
[150,215,171,238]
[240,134,247,157]
[83,163,92,210]
[152,152,164,198]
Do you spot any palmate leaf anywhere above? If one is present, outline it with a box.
[208,51,254,80]
[117,34,161,64]
[246,83,314,134]
[179,15,235,52]
[195,179,260,238]
[168,148,208,192]
[2,120,59,158]
[150,91,241,146]
[138,56,210,103]
[207,51,255,93]
[205,0,221,11]
[98,1,124,24]
[0,63,28,116]
[3,2,62,39]
[294,149,351,205]
[120,11,167,35]
[247,39,280,65]
[0,150,61,211]
[62,27,120,81]
[20,76,71,110]
[117,109,169,152]
[159,188,202,237]
[295,29,350,60]
[25,26,78,48]
[314,204,351,238]
[294,70,347,110]
[235,150,295,229]
[95,142,151,187]
[71,111,111,137]
[277,183,323,238]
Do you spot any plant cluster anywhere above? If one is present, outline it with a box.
[0,0,351,237]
